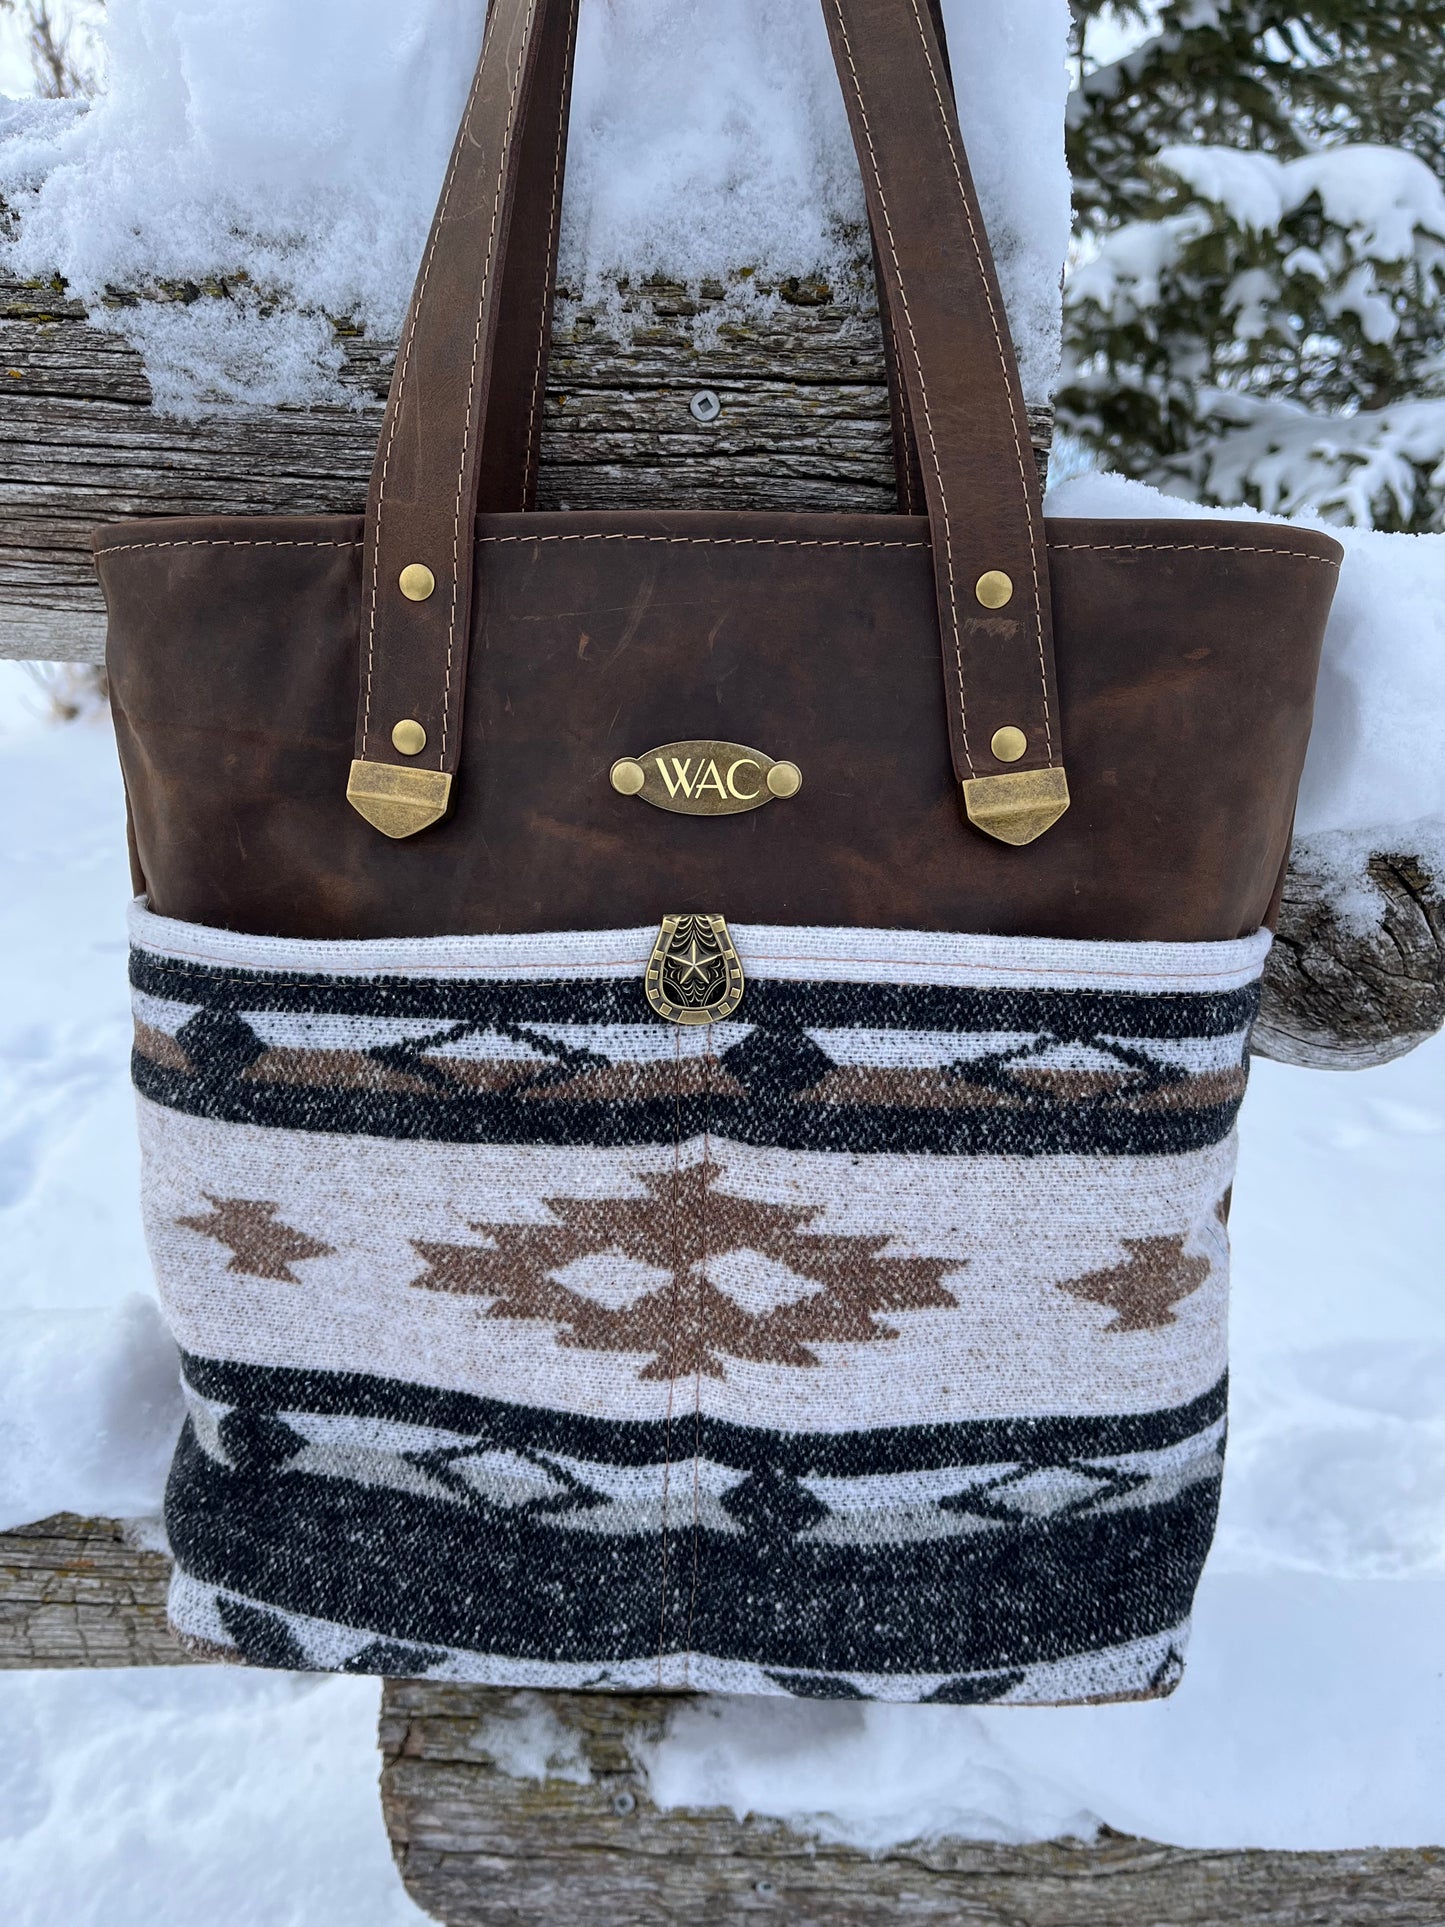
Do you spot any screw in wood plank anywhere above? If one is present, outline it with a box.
[754,1879,777,1896]
[611,1789,637,1815]
[689,388,721,422]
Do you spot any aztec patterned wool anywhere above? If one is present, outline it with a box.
[131,908,1269,1703]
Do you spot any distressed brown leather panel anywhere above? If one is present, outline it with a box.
[98,509,1341,944]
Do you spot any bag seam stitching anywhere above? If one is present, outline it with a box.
[685,1051,712,1690]
[93,536,1339,565]
[131,951,1268,991]
[656,1028,684,1685]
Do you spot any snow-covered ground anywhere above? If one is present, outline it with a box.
[0,669,1440,1921]
[0,1668,424,1927]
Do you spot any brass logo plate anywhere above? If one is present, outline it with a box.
[611,741,801,816]
[645,914,745,1025]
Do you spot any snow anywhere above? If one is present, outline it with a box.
[1065,210,1208,319]
[1068,145,1445,354]
[1159,144,1445,263]
[0,1669,427,1927]
[0,0,1073,413]
[1046,470,1445,885]
[1170,390,1445,540]
[0,673,1441,1889]
[470,1692,592,1784]
[0,1298,177,1533]
[642,1581,1445,1849]
[0,677,181,1534]
[1062,140,1445,534]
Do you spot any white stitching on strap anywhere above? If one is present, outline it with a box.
[521,0,577,510]
[360,4,500,761]
[827,0,975,775]
[442,0,542,768]
[904,0,1054,762]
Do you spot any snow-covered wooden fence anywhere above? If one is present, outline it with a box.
[2,1516,1443,1925]
[2,266,1443,1924]
[3,268,1441,1067]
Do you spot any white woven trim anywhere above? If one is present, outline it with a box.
[168,1572,1189,1704]
[129,902,1272,994]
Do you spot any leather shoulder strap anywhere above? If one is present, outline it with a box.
[474,0,580,512]
[348,0,561,839]
[348,0,1067,847]
[478,0,938,515]
[820,0,1065,843]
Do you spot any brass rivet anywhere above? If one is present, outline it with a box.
[610,758,646,796]
[991,725,1027,763]
[975,570,1014,609]
[399,563,436,602]
[766,761,803,799]
[392,718,427,756]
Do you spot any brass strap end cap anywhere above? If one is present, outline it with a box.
[962,767,1070,846]
[347,760,453,839]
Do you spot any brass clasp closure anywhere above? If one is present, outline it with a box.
[645,915,745,1024]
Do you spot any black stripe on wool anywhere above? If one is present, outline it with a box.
[179,1352,1227,1475]
[164,1421,1220,1679]
[134,1056,1244,1157]
[130,946,1259,1041]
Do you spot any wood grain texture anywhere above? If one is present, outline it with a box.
[2,1530,1438,1920]
[379,1682,1445,1927]
[0,1513,194,1669]
[1,269,1440,1050]
[0,1068,1434,1904]
[1,271,1050,659]
[1255,851,1445,1068]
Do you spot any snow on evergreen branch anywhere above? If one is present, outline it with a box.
[1174,393,1445,529]
[1068,0,1445,218]
[1062,139,1445,528]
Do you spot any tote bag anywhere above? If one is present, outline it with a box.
[97,0,1342,1701]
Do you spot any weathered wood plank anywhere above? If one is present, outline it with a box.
[3,271,1054,659]
[379,1682,1445,1927]
[0,1512,193,1668]
[3,1522,1440,1920]
[1,270,1441,1060]
[1254,850,1445,1069]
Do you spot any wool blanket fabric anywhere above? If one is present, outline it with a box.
[129,906,1269,1703]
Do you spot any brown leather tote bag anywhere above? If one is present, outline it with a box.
[97,0,1342,1703]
